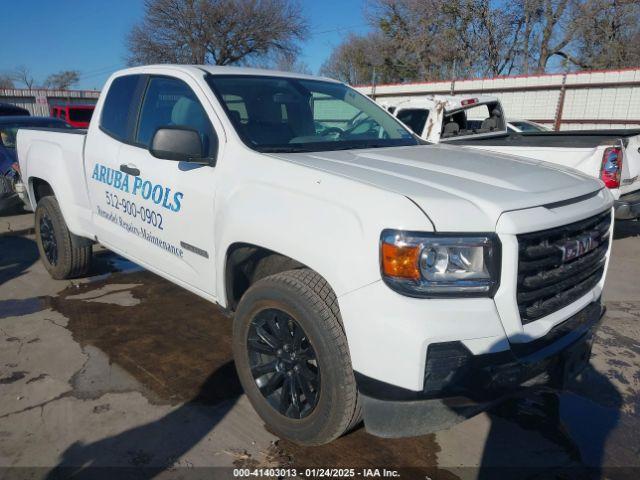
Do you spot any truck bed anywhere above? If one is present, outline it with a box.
[16,127,92,238]
[455,129,640,148]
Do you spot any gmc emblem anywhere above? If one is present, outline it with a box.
[559,233,599,262]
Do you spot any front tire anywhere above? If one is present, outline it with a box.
[34,196,92,279]
[233,269,361,445]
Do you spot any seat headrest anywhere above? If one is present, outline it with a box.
[229,110,241,125]
[171,97,206,126]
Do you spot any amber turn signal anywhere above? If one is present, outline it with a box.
[381,242,421,280]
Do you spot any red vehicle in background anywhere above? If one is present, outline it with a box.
[50,104,95,128]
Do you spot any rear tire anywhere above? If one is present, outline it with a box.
[34,196,92,279]
[233,268,361,445]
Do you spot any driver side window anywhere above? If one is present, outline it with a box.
[136,76,217,157]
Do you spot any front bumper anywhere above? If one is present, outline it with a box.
[614,190,640,220]
[358,300,603,438]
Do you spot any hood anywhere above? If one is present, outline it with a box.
[270,144,603,231]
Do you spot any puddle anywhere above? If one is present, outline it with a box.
[266,430,458,478]
[50,269,239,405]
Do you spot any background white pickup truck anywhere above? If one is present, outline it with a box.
[387,95,640,220]
[18,65,614,445]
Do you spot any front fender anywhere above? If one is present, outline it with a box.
[214,173,431,306]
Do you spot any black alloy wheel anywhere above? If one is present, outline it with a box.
[39,213,58,266]
[247,308,320,419]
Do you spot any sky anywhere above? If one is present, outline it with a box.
[0,0,370,91]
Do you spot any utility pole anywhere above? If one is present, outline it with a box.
[371,65,377,100]
[553,70,569,132]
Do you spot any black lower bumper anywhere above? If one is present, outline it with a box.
[358,300,604,438]
[614,190,640,220]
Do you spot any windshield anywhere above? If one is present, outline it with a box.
[396,108,429,136]
[206,75,419,153]
[0,120,70,148]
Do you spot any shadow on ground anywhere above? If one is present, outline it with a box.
[614,219,640,240]
[44,362,242,479]
[0,202,28,218]
[0,235,38,288]
[40,269,243,478]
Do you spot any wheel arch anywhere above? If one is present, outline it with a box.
[224,242,310,311]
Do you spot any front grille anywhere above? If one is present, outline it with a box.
[516,210,611,324]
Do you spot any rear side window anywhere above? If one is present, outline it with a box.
[396,108,429,135]
[135,76,216,156]
[100,75,143,141]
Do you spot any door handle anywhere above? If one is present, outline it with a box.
[120,163,140,176]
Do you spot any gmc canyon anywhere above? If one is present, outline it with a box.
[17,65,614,445]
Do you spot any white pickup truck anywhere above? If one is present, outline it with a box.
[387,95,640,220]
[18,65,614,445]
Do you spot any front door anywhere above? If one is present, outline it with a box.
[87,73,222,297]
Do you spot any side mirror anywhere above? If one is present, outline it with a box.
[150,127,211,164]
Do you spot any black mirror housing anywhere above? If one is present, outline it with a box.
[150,127,207,163]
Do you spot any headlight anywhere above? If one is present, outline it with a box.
[380,230,501,297]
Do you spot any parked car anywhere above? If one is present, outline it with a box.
[0,103,30,117]
[18,65,613,445]
[389,95,640,220]
[507,119,549,133]
[0,116,71,212]
[50,104,95,128]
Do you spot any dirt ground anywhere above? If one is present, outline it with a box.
[1,207,639,479]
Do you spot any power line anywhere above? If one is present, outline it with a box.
[78,64,125,81]
[310,24,368,35]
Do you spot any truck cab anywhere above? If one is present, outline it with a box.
[392,95,507,143]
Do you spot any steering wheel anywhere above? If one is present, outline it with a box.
[320,127,344,138]
[343,118,379,136]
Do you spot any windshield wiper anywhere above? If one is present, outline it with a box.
[258,146,312,153]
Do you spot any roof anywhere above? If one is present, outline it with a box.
[0,103,30,116]
[111,64,340,84]
[52,104,95,109]
[0,116,69,126]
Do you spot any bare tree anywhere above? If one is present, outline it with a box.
[572,0,640,69]
[530,0,578,72]
[0,74,15,89]
[12,65,35,89]
[127,0,309,66]
[271,52,311,74]
[472,1,525,76]
[319,34,384,84]
[44,70,81,90]
[323,0,639,84]
[370,0,526,80]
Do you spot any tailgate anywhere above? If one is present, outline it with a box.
[622,134,640,195]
